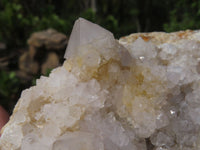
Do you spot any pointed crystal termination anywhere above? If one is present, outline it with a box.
[64,18,114,59]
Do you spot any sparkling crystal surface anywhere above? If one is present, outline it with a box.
[1,19,200,150]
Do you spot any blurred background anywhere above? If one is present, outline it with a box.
[0,0,199,113]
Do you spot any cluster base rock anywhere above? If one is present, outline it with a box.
[1,18,200,150]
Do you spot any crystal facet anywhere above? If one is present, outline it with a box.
[64,18,114,59]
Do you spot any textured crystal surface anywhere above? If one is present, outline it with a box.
[1,19,200,150]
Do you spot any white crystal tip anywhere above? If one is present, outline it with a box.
[64,18,113,59]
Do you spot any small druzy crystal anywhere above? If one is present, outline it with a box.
[1,18,200,150]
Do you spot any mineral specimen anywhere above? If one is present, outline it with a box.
[1,18,200,150]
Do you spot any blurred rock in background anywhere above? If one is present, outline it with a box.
[19,29,68,76]
[0,43,7,69]
[0,42,6,51]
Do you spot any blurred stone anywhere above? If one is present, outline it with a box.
[41,52,59,75]
[19,29,67,75]
[0,42,6,51]
[16,70,33,81]
[29,46,37,60]
[19,52,39,74]
[28,29,68,50]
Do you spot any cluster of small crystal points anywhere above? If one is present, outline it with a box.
[1,18,200,150]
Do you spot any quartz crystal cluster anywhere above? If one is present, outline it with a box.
[1,18,200,150]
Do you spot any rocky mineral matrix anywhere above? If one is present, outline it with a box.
[1,18,200,150]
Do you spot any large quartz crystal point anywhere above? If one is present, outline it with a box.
[64,17,114,59]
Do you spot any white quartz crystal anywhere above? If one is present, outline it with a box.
[1,18,200,150]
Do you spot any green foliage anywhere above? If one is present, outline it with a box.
[45,68,52,77]
[31,68,52,86]
[104,15,119,34]
[31,77,37,87]
[0,2,24,46]
[0,0,181,48]
[1,0,200,48]
[0,0,69,48]
[164,0,200,32]
[0,71,19,97]
[80,8,96,22]
[0,71,21,111]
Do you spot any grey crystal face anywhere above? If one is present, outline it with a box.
[64,18,114,59]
